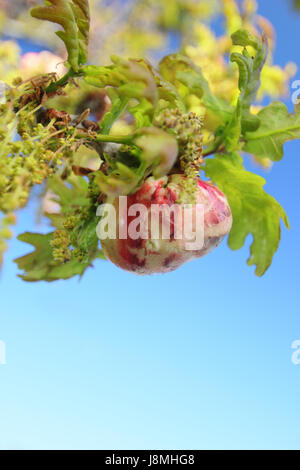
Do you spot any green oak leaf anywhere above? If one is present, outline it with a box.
[159,53,232,122]
[220,29,268,152]
[94,163,140,197]
[14,232,98,282]
[100,94,129,135]
[137,58,186,113]
[47,174,89,213]
[19,175,105,282]
[44,174,90,228]
[47,176,101,252]
[84,57,158,127]
[230,29,268,133]
[204,152,289,276]
[31,0,90,71]
[243,101,300,161]
[94,127,178,196]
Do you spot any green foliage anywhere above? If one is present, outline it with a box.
[15,232,93,282]
[100,96,129,135]
[15,176,104,281]
[94,159,141,197]
[46,176,102,261]
[93,126,178,196]
[216,30,268,153]
[230,29,267,130]
[159,54,232,122]
[204,153,289,276]
[83,57,158,103]
[31,0,90,71]
[243,102,300,161]
[83,56,159,127]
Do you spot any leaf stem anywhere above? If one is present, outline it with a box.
[95,134,133,145]
[66,129,134,146]
[203,138,225,157]
[46,68,83,94]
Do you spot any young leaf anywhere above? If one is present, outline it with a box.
[84,57,158,127]
[47,174,89,212]
[94,127,178,196]
[220,29,268,152]
[14,232,96,282]
[243,101,300,161]
[137,59,186,113]
[204,152,289,276]
[94,163,140,197]
[100,96,129,135]
[230,29,268,133]
[84,57,158,104]
[70,212,100,258]
[31,0,90,72]
[159,54,233,122]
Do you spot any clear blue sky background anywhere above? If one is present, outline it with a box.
[0,0,300,450]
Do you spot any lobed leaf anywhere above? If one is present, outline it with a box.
[230,29,268,133]
[15,175,105,282]
[94,163,140,197]
[159,54,232,122]
[94,127,178,196]
[204,152,289,276]
[47,174,89,212]
[243,101,300,161]
[84,57,158,128]
[219,29,268,153]
[14,232,94,282]
[100,95,129,135]
[31,0,90,71]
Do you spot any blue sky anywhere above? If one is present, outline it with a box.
[0,0,300,450]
